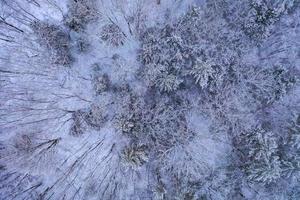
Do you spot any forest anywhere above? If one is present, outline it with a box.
[0,0,299,199]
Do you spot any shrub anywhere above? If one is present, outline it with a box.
[115,113,143,138]
[70,105,108,135]
[69,110,86,136]
[143,100,191,152]
[100,24,125,46]
[31,21,72,65]
[84,105,107,130]
[93,73,110,94]
[65,0,98,31]
[113,90,145,139]
[13,134,33,153]
[120,144,148,170]
[75,36,90,53]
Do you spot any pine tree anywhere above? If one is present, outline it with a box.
[188,59,218,89]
